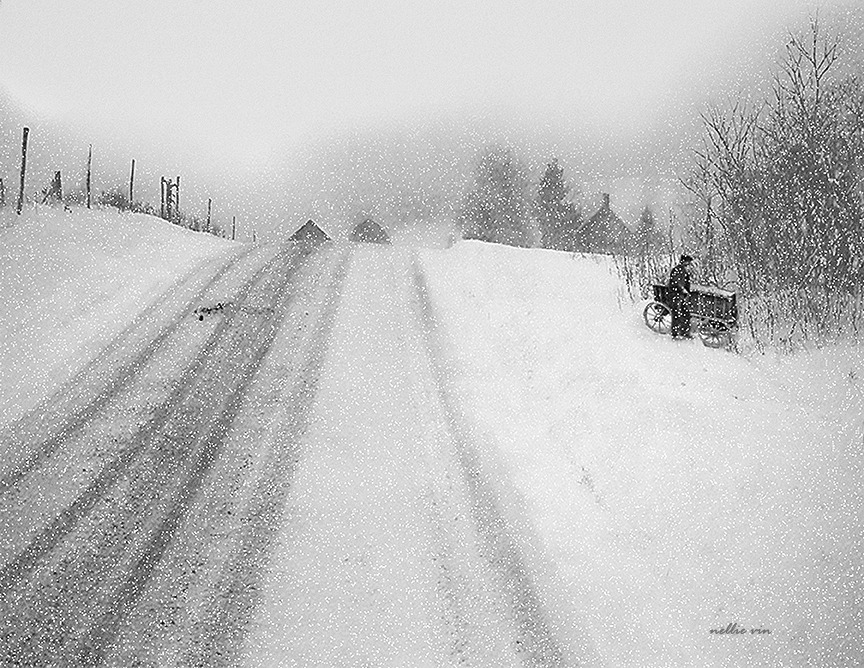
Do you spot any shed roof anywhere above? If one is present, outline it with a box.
[290,219,330,243]
[350,218,390,244]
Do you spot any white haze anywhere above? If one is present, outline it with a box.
[1,1,862,239]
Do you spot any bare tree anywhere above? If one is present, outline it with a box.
[684,18,864,346]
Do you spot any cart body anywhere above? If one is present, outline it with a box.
[644,283,737,347]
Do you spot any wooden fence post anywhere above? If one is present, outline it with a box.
[16,127,29,215]
[129,159,135,208]
[86,145,92,209]
[232,215,236,240]
[160,177,165,218]
[0,178,5,207]
[173,181,177,220]
[165,178,175,221]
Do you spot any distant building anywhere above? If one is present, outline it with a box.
[290,219,330,244]
[586,193,631,253]
[350,218,390,244]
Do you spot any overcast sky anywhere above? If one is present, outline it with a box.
[0,0,861,233]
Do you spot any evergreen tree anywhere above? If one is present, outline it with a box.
[634,205,663,255]
[537,158,567,248]
[538,159,568,210]
[460,146,539,247]
[536,158,585,250]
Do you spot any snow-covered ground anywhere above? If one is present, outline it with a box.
[419,242,863,667]
[0,207,861,666]
[0,206,238,426]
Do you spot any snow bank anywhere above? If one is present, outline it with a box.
[0,205,238,425]
[389,219,459,248]
[419,240,863,667]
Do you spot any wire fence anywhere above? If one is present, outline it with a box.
[1,126,245,242]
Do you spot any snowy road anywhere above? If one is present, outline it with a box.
[240,246,566,667]
[0,240,573,667]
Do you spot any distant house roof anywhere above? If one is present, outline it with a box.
[350,218,390,244]
[587,193,630,251]
[290,219,330,243]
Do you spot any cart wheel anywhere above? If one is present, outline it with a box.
[698,321,730,348]
[643,301,672,335]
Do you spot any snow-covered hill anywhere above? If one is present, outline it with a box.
[0,206,236,424]
[420,242,863,667]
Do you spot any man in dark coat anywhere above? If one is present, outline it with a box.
[668,254,694,339]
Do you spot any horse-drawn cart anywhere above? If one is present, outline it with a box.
[643,284,737,348]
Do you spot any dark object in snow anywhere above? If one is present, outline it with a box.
[41,171,63,204]
[194,302,226,321]
[290,219,330,244]
[667,257,694,339]
[644,281,737,349]
[350,218,390,244]
[17,127,29,215]
[585,193,630,254]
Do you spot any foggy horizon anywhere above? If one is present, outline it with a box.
[1,0,862,238]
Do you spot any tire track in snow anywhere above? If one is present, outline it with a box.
[410,256,566,668]
[80,245,348,668]
[177,247,349,668]
[0,245,264,495]
[218,246,564,667]
[102,244,349,668]
[0,246,283,592]
[0,242,325,667]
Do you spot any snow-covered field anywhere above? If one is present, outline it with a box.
[420,242,863,667]
[0,206,238,426]
[0,207,861,666]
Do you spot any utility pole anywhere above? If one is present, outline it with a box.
[206,198,212,233]
[0,178,5,207]
[86,145,92,209]
[129,159,135,209]
[175,175,180,214]
[16,127,29,215]
[232,215,236,241]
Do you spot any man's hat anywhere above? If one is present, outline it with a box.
[680,254,694,263]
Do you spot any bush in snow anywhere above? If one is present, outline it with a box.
[96,186,131,211]
[685,18,864,349]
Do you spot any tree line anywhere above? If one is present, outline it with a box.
[459,146,665,256]
[684,18,864,348]
[459,18,864,349]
